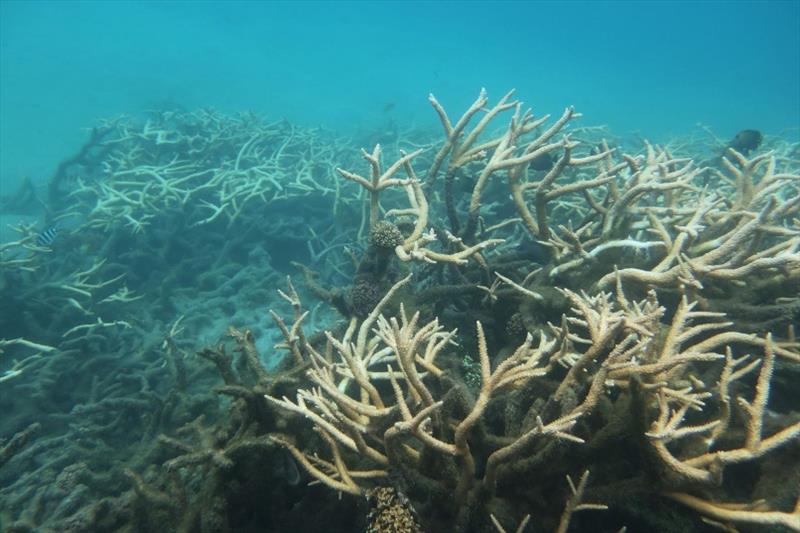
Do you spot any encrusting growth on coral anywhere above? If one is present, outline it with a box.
[366,486,424,533]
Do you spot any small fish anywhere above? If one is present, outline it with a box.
[725,129,762,156]
[701,129,764,186]
[529,152,555,172]
[516,239,553,263]
[36,224,59,247]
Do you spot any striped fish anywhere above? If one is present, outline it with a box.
[36,225,59,247]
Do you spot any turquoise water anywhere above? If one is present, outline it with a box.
[1,2,799,532]
[2,1,798,181]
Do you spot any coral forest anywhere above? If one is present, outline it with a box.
[1,89,799,533]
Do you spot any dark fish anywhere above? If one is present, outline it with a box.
[529,152,554,172]
[383,102,395,113]
[36,224,59,247]
[725,129,762,156]
[701,129,764,186]
[516,239,552,263]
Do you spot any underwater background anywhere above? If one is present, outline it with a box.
[2,1,799,186]
[1,1,799,532]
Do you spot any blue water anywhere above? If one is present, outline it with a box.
[2,0,798,184]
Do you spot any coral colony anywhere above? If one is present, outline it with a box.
[1,89,799,532]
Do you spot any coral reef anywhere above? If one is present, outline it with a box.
[1,89,798,533]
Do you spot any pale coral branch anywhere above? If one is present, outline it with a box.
[664,492,800,532]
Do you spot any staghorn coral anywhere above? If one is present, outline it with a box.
[2,89,798,533]
[261,89,800,532]
[266,276,799,530]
